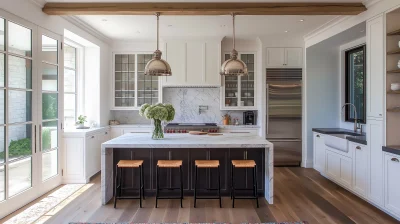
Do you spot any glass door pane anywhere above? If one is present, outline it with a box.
[137,54,158,106]
[240,54,255,107]
[40,35,59,181]
[115,54,135,107]
[224,54,238,107]
[6,21,33,197]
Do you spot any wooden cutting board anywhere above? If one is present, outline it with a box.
[189,131,208,135]
[208,133,223,136]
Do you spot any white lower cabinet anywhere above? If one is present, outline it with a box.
[384,153,400,216]
[366,119,384,206]
[352,142,369,197]
[313,133,325,173]
[63,128,111,183]
[325,149,352,188]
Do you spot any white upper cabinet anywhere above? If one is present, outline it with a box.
[366,15,384,119]
[163,39,221,87]
[285,48,303,67]
[266,47,302,68]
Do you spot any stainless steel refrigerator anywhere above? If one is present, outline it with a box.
[266,68,302,166]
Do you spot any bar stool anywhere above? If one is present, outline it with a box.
[194,160,222,208]
[156,160,183,208]
[114,160,144,208]
[231,160,259,208]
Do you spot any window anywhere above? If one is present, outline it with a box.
[64,44,77,127]
[345,45,366,124]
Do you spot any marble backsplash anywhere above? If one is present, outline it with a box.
[111,88,251,125]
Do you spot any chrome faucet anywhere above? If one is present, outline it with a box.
[341,103,360,133]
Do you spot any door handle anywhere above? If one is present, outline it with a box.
[34,125,37,153]
[391,158,399,162]
[39,124,42,152]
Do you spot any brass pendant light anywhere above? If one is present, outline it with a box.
[145,13,172,76]
[220,13,248,76]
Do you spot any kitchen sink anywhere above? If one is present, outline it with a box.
[324,134,349,152]
[329,133,361,139]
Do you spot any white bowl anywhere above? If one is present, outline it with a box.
[391,83,400,91]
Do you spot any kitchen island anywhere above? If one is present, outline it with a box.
[101,133,274,205]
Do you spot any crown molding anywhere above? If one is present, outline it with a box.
[62,15,112,44]
[29,0,46,7]
[363,0,382,8]
[303,15,346,41]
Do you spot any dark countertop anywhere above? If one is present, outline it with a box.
[312,128,367,145]
[382,146,400,156]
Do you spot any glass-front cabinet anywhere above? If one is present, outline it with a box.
[221,52,256,110]
[113,53,161,109]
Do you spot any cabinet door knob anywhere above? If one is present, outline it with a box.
[391,158,399,162]
[356,146,361,150]
[91,136,95,139]
[316,135,320,138]
[105,132,108,134]
[379,114,382,116]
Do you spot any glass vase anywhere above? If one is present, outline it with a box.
[152,119,164,140]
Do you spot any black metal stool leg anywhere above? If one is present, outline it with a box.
[141,164,145,200]
[218,165,222,208]
[194,165,198,208]
[230,164,233,200]
[180,165,183,208]
[232,165,235,208]
[118,167,123,198]
[139,166,142,208]
[254,165,259,208]
[113,165,119,208]
[156,165,159,208]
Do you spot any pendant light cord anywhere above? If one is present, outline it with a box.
[156,12,160,51]
[232,13,236,50]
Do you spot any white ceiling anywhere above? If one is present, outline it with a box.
[44,0,365,2]
[77,15,338,41]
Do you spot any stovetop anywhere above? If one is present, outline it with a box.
[166,123,217,127]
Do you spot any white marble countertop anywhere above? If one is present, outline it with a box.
[102,133,272,149]
[109,124,152,128]
[64,126,109,137]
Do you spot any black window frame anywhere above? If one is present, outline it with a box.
[345,45,366,124]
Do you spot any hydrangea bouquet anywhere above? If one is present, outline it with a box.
[139,103,175,139]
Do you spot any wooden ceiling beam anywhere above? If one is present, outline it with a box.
[42,2,366,16]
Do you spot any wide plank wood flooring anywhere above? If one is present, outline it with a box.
[1,167,398,224]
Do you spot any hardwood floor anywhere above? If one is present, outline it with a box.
[1,167,398,224]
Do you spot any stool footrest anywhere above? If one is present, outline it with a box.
[195,197,221,200]
[116,196,143,200]
[159,187,181,190]
[232,196,258,199]
[232,188,257,191]
[195,188,219,191]
[156,196,183,199]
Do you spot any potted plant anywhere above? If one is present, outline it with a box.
[139,103,175,139]
[76,115,87,129]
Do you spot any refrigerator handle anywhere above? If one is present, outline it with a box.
[266,84,269,135]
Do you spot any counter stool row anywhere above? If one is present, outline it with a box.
[113,159,259,208]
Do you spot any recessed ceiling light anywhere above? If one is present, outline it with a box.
[220,25,226,27]
[285,30,289,33]
[136,31,141,34]
[360,30,365,32]
[299,19,305,22]
[101,19,107,22]
[168,25,173,27]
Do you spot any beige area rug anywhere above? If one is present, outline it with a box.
[4,184,85,224]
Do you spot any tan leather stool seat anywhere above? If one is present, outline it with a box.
[117,160,144,168]
[232,160,256,168]
[157,160,183,168]
[195,160,220,168]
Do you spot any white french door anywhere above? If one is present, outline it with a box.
[0,10,63,219]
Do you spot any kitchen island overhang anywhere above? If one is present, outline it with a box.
[101,133,274,205]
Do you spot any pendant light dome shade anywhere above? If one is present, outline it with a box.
[145,13,172,76]
[220,13,248,76]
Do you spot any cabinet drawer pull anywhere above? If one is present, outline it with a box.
[91,136,95,139]
[391,158,399,162]
[105,132,108,134]
[356,146,361,150]
[316,135,320,138]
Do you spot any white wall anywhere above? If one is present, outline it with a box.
[305,43,340,166]
[0,0,112,126]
